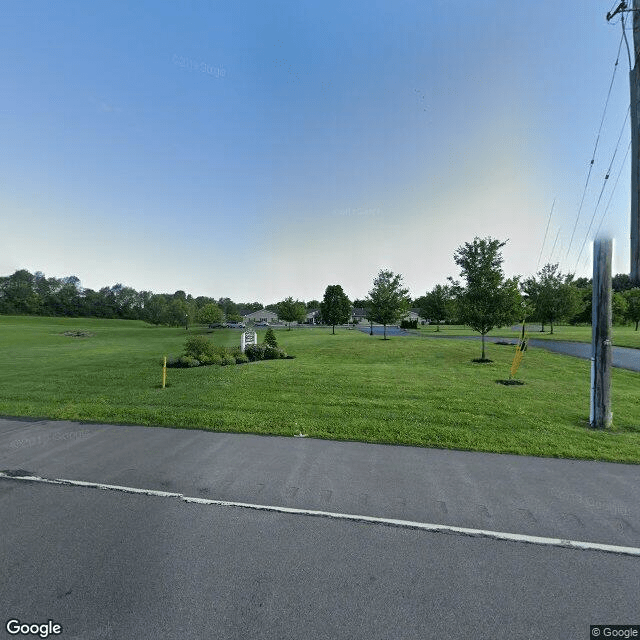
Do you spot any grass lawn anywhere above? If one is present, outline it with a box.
[1,315,639,463]
[414,323,640,349]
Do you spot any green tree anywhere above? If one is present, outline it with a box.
[0,269,39,315]
[367,270,411,340]
[612,273,634,292]
[263,327,278,347]
[416,284,453,331]
[451,237,521,360]
[624,288,640,330]
[320,284,351,334]
[197,303,224,325]
[167,298,190,328]
[144,294,170,325]
[612,291,629,326]
[523,264,579,334]
[276,297,306,330]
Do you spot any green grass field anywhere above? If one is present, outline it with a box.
[414,323,640,349]
[1,315,639,463]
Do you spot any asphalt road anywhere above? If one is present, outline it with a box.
[1,417,639,639]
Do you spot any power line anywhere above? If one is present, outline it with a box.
[566,32,624,259]
[573,107,631,273]
[594,140,631,238]
[548,227,561,264]
[536,199,556,271]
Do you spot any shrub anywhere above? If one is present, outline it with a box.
[263,327,278,348]
[221,354,236,366]
[184,335,213,358]
[264,345,286,360]
[234,353,249,364]
[178,355,201,367]
[400,319,418,329]
[164,355,181,368]
[245,344,266,361]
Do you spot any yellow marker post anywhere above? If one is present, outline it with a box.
[162,356,167,389]
[510,321,528,379]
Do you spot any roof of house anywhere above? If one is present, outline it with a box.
[244,309,279,319]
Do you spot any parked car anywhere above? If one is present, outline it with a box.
[226,322,246,329]
[254,321,269,327]
[208,323,224,328]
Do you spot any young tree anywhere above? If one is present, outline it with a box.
[367,270,411,340]
[452,237,521,360]
[416,284,453,331]
[522,263,578,334]
[196,303,224,325]
[320,285,351,334]
[624,288,640,330]
[276,297,306,330]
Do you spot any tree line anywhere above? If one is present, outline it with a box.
[3,238,640,337]
[0,269,322,327]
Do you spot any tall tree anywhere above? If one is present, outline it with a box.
[0,269,39,314]
[416,284,453,331]
[144,294,170,325]
[624,288,640,330]
[276,297,306,330]
[522,263,578,334]
[451,237,521,360]
[197,303,224,325]
[320,285,351,334]
[367,270,411,340]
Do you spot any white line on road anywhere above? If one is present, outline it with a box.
[2,472,639,558]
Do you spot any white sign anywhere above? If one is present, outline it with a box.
[240,331,257,353]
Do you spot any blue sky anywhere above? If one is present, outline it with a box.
[0,1,633,304]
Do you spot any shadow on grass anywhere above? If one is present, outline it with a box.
[496,379,525,386]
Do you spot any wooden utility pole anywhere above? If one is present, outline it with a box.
[631,0,640,283]
[590,238,613,429]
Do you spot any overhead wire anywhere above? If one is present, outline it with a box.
[536,199,556,271]
[594,139,631,238]
[565,31,624,260]
[573,106,631,273]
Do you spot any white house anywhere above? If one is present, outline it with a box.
[243,309,280,324]
[305,309,321,324]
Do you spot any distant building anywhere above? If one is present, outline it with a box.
[305,309,321,324]
[403,309,428,324]
[243,309,280,324]
[351,307,369,323]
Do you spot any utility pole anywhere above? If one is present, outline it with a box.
[630,0,640,283]
[590,238,613,429]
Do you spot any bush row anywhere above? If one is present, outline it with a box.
[163,333,291,368]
